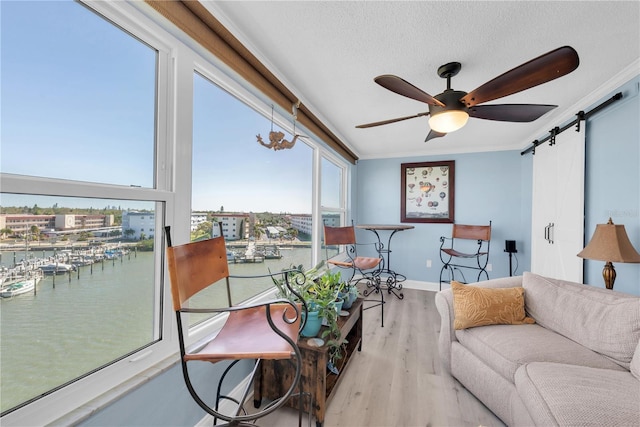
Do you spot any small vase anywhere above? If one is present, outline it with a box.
[331,298,344,314]
[338,291,350,309]
[301,310,322,337]
[342,287,357,309]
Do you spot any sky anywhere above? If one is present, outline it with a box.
[1,0,323,214]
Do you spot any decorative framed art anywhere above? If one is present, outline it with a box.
[401,160,455,223]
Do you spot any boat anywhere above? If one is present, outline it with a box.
[0,276,39,298]
[226,250,236,262]
[69,255,94,267]
[262,245,283,260]
[39,263,76,275]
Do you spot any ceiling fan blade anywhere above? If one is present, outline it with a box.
[469,104,557,122]
[461,46,579,107]
[375,75,445,107]
[356,111,429,128]
[425,130,446,142]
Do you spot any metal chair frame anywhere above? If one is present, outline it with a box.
[165,225,310,426]
[439,221,492,291]
[323,222,386,327]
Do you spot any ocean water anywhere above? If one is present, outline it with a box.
[0,247,312,413]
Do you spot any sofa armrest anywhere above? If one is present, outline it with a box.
[435,275,524,373]
[435,290,455,373]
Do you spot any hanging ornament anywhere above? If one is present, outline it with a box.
[257,101,305,151]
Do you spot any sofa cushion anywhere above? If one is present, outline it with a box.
[515,362,640,427]
[451,281,535,330]
[455,323,626,383]
[523,272,640,367]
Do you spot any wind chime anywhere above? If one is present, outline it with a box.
[256,101,302,151]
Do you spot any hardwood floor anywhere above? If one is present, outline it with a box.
[256,288,505,427]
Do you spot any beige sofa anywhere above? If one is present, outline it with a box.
[435,272,640,426]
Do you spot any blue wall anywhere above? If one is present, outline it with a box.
[355,75,640,296]
[79,360,252,426]
[355,150,532,283]
[584,76,640,295]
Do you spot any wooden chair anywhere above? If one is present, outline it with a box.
[165,225,307,426]
[323,223,386,326]
[439,221,492,290]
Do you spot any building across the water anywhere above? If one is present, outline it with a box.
[121,211,155,240]
[289,213,339,236]
[218,213,249,240]
[0,214,115,236]
[190,212,209,232]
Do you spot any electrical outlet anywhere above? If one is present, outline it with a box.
[486,263,492,272]
[426,259,432,268]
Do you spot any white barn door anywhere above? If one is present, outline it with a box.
[531,126,584,282]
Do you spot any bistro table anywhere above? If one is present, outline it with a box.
[355,224,414,299]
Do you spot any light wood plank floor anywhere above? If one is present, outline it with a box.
[257,288,505,427]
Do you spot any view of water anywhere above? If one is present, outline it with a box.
[0,246,312,413]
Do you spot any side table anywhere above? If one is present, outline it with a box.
[356,224,414,299]
[254,298,363,427]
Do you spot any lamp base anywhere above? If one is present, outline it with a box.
[602,261,616,290]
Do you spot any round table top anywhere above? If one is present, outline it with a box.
[355,224,415,231]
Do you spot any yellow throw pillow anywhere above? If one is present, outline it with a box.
[451,281,535,330]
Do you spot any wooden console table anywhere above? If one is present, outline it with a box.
[254,298,363,427]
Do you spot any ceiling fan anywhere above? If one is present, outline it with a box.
[356,46,579,142]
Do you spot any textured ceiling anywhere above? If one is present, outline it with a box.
[206,1,639,160]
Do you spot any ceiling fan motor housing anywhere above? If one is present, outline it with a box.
[429,89,469,116]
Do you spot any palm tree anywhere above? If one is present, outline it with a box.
[30,225,40,241]
[0,228,13,240]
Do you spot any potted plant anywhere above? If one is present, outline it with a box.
[272,261,327,338]
[333,272,358,310]
[273,263,349,372]
[313,270,351,371]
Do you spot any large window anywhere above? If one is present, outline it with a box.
[0,195,160,413]
[191,72,314,316]
[0,0,166,417]
[1,1,156,187]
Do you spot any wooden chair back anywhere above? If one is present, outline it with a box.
[452,224,492,241]
[166,232,229,311]
[324,225,357,246]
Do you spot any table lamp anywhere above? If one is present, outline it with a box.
[577,218,640,289]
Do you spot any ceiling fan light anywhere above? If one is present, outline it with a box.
[428,110,469,133]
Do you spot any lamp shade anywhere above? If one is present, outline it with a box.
[428,110,469,133]
[577,218,640,263]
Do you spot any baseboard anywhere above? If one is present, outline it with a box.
[401,279,442,292]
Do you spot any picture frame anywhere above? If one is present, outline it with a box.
[401,161,455,223]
